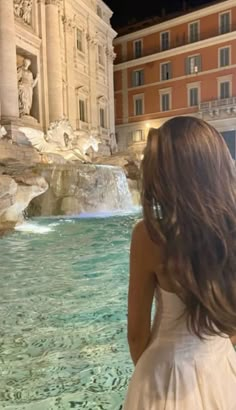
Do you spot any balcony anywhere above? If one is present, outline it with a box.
[199,97,236,118]
[116,24,236,63]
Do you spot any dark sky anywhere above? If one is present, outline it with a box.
[104,0,217,28]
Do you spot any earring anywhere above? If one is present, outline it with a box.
[156,202,163,220]
[153,200,163,220]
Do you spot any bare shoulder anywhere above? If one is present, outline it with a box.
[132,219,157,246]
[131,219,162,268]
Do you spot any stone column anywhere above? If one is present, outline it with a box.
[87,33,98,129]
[63,17,76,129]
[106,44,116,135]
[45,0,63,122]
[0,0,19,119]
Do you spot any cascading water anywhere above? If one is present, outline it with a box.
[27,163,134,217]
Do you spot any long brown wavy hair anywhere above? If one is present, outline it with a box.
[142,116,236,338]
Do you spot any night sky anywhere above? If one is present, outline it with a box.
[104,0,217,28]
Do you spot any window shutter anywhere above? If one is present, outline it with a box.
[185,58,189,75]
[132,71,136,87]
[168,63,172,79]
[226,47,229,64]
[197,55,202,72]
[141,70,144,85]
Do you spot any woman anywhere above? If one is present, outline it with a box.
[123,116,236,409]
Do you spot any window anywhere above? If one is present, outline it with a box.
[189,21,199,43]
[219,12,230,34]
[161,93,170,111]
[133,130,144,142]
[76,29,83,52]
[100,107,105,128]
[219,47,230,67]
[221,131,236,159]
[186,55,202,74]
[220,81,230,99]
[79,99,87,122]
[134,96,144,116]
[134,40,142,58]
[132,69,144,87]
[161,62,172,81]
[160,31,170,51]
[189,87,199,106]
[98,45,105,66]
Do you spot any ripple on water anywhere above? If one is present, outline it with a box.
[0,213,140,409]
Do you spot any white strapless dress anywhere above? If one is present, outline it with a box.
[123,287,236,410]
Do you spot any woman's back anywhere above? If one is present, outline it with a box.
[124,116,236,409]
[124,284,236,410]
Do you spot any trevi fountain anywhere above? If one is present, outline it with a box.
[0,1,141,409]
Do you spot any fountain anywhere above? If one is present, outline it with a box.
[0,119,133,219]
[27,163,133,217]
[0,117,136,230]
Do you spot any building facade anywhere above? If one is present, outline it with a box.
[114,0,236,158]
[0,0,116,153]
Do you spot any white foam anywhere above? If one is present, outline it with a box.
[15,222,53,234]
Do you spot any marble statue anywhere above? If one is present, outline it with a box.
[19,119,101,162]
[74,131,101,157]
[109,133,118,155]
[0,127,7,139]
[14,0,33,25]
[17,58,39,117]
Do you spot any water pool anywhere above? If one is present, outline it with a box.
[0,212,140,410]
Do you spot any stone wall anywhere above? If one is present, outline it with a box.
[0,141,40,163]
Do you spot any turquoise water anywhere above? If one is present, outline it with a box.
[0,212,140,410]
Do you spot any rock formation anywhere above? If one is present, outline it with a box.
[0,160,48,234]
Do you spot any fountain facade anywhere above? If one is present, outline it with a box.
[0,0,117,156]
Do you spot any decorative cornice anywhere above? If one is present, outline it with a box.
[76,85,89,96]
[97,95,107,104]
[86,34,98,46]
[45,0,61,6]
[62,15,75,33]
[106,47,116,61]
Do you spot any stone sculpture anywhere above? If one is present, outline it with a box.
[19,119,101,163]
[74,131,101,157]
[14,0,33,25]
[17,58,39,117]
[0,127,7,139]
[109,133,118,155]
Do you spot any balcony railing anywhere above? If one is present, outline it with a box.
[116,24,236,63]
[199,97,236,116]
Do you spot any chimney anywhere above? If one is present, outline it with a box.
[161,8,166,17]
[182,0,187,11]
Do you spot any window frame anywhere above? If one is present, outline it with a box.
[218,46,231,68]
[133,94,144,116]
[133,39,143,59]
[76,28,84,53]
[217,75,232,100]
[160,61,172,81]
[132,69,144,87]
[160,30,170,51]
[188,21,200,43]
[159,88,172,112]
[219,10,231,35]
